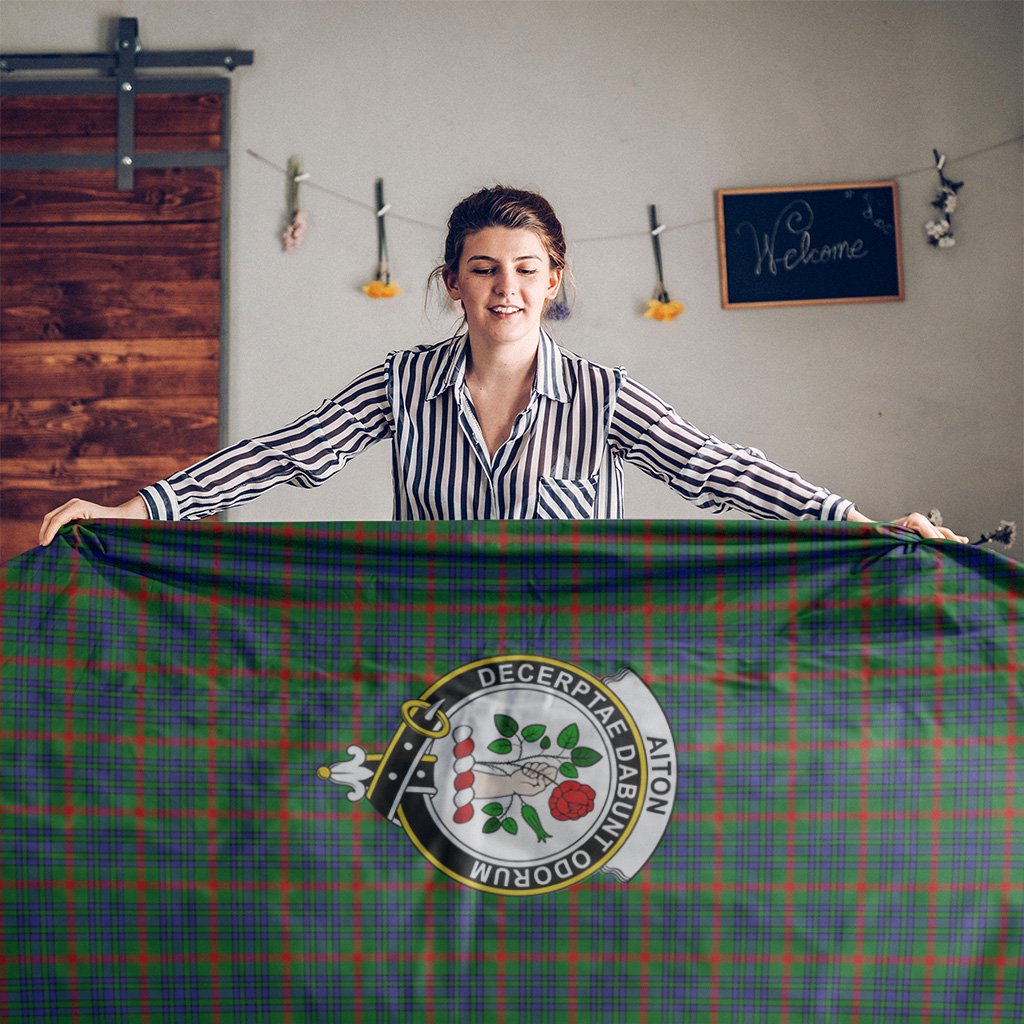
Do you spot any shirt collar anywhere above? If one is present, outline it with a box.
[426,330,570,403]
[426,335,469,399]
[535,328,571,403]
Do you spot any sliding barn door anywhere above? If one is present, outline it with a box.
[1,91,224,562]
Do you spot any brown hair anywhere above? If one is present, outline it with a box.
[428,185,573,319]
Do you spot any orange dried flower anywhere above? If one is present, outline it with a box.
[361,279,402,299]
[644,299,685,322]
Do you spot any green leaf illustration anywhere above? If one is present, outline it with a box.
[571,746,602,767]
[494,714,519,738]
[483,817,501,834]
[488,738,513,755]
[501,817,519,835]
[482,802,504,817]
[521,804,552,843]
[559,762,579,779]
[540,737,551,750]
[521,724,546,743]
[557,723,580,749]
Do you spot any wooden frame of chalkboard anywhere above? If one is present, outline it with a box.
[716,181,904,309]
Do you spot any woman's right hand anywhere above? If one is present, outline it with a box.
[39,495,149,547]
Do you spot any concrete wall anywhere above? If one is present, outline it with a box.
[4,0,1022,554]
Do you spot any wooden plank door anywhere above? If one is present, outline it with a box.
[1,92,223,562]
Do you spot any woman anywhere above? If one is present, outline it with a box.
[39,186,967,544]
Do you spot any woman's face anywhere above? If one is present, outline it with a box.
[445,227,561,350]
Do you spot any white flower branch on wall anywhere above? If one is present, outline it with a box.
[924,150,963,250]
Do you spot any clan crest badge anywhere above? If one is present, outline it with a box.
[318,656,677,896]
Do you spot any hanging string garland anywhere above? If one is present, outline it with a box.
[362,178,402,299]
[644,205,685,323]
[250,133,1021,305]
[924,149,964,249]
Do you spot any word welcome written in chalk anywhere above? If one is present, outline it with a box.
[716,181,904,308]
[736,200,868,277]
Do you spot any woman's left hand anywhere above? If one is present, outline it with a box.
[847,509,969,543]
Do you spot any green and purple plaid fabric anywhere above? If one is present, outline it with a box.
[1,520,1021,1022]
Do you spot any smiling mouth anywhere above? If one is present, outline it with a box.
[489,306,523,315]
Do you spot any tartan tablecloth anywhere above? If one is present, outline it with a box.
[1,519,1021,1023]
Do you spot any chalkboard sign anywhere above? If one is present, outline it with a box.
[716,181,904,309]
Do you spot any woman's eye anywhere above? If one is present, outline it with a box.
[469,266,537,276]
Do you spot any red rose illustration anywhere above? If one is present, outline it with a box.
[549,780,596,822]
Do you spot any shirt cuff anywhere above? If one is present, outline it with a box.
[138,480,180,521]
[820,493,856,522]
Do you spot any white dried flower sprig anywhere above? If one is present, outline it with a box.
[925,150,963,249]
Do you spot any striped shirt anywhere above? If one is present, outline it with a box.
[139,331,854,522]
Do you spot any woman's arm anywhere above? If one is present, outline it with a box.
[39,494,149,546]
[609,376,969,541]
[845,508,969,543]
[36,361,394,546]
[609,375,853,521]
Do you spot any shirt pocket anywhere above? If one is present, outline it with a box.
[534,475,599,519]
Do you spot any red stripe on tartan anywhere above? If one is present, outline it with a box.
[570,521,581,668]
[642,520,654,686]
[207,536,222,1024]
[639,866,654,1024]
[993,590,1019,1022]
[7,573,1003,609]
[280,524,295,1024]
[0,547,12,1021]
[567,876,579,1024]
[640,521,654,1024]
[677,735,1017,755]
[2,949,1017,968]
[4,872,1019,905]
[425,521,437,683]
[4,871,1021,897]
[351,522,365,1024]
[852,570,872,1024]
[921,556,945,1023]
[6,654,1003,689]
[424,875,436,1024]
[568,523,581,1023]
[497,519,508,655]
[555,527,581,1017]
[423,526,438,1024]
[8,798,1018,827]
[674,807,1018,823]
[64,540,81,1024]
[136,530,151,1024]
[781,528,799,1023]
[6,727,1017,757]
[496,893,508,1024]
[6,571,1006,629]
[710,521,726,1024]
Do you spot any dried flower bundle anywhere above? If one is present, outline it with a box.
[282,156,309,253]
[363,178,401,299]
[644,204,685,323]
[973,521,1017,548]
[925,150,963,249]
